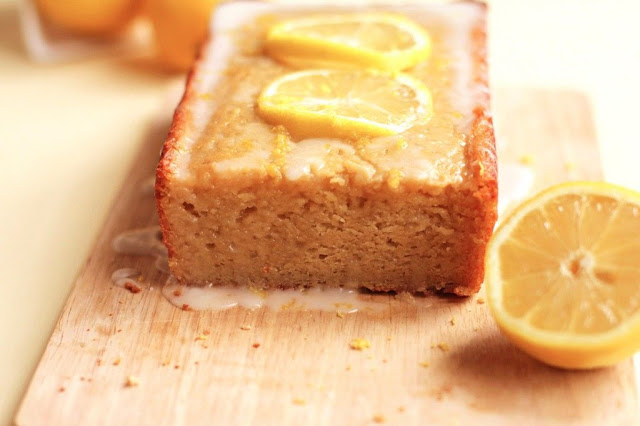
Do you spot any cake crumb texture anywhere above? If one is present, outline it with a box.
[156,2,497,295]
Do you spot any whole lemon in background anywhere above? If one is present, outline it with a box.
[147,0,222,71]
[36,0,143,37]
[485,181,640,369]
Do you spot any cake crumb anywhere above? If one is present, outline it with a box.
[449,317,456,326]
[345,365,352,371]
[125,376,139,387]
[477,297,485,304]
[349,338,371,351]
[280,299,297,310]
[336,312,345,318]
[397,406,405,413]
[435,342,449,352]
[172,289,183,297]
[58,386,66,393]
[419,361,430,368]
[373,414,386,423]
[174,365,180,369]
[252,343,261,348]
[292,398,306,406]
[96,359,102,366]
[181,304,191,311]
[394,291,415,304]
[203,330,211,335]
[240,325,252,330]
[113,357,121,366]
[195,334,208,341]
[519,154,534,165]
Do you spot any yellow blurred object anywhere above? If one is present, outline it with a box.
[35,0,142,37]
[147,0,222,71]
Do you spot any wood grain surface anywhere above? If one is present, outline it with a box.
[16,90,639,425]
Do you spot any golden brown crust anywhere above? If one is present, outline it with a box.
[156,38,210,264]
[452,4,498,295]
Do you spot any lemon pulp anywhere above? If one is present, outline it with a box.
[486,182,640,369]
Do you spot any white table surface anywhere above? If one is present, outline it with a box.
[1,0,639,423]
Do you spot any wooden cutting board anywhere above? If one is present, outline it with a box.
[16,89,639,425]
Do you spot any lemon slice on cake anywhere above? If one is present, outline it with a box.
[485,182,640,369]
[264,13,431,72]
[257,69,432,139]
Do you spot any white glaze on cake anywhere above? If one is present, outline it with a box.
[174,1,486,185]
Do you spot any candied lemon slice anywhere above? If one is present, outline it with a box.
[264,13,431,72]
[485,182,640,369]
[257,69,432,139]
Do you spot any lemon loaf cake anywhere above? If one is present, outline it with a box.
[156,1,497,295]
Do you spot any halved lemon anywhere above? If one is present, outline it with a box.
[264,13,431,72]
[485,182,640,369]
[257,69,432,139]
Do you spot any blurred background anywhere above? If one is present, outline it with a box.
[1,0,639,422]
